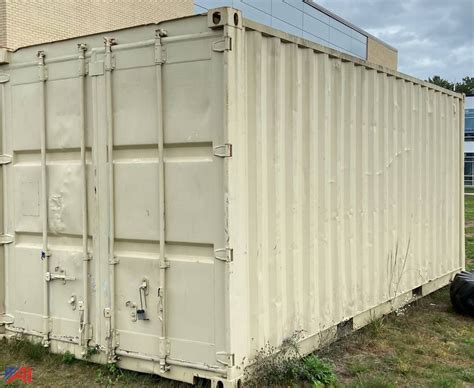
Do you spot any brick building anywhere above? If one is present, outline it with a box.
[0,0,192,49]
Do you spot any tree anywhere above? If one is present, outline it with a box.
[455,76,474,95]
[427,75,454,91]
[427,75,474,95]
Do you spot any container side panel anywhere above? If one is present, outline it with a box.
[227,27,463,363]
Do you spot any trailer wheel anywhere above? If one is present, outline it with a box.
[450,271,474,317]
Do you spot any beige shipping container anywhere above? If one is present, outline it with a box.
[0,7,465,387]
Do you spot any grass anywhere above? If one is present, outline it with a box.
[0,337,175,387]
[245,331,337,386]
[315,193,474,387]
[464,187,474,194]
[0,197,473,386]
[465,194,474,271]
[318,285,474,387]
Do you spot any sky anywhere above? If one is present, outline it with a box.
[316,0,474,83]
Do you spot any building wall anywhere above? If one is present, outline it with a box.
[367,36,398,70]
[1,0,398,69]
[196,0,368,59]
[2,0,193,49]
[0,0,6,48]
[464,96,474,186]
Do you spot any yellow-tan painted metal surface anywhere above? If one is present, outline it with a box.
[0,8,464,386]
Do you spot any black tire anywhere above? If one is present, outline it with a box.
[450,271,474,317]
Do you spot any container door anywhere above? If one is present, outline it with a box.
[1,52,95,343]
[104,29,227,367]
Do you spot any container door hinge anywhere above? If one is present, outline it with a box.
[213,143,232,158]
[0,155,12,165]
[212,36,232,52]
[216,351,235,367]
[0,234,13,245]
[215,247,233,263]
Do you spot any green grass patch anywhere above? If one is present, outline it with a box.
[319,285,474,387]
[246,332,337,386]
[61,351,75,365]
[0,336,174,387]
[465,195,474,222]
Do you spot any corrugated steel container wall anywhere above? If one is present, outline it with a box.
[225,15,464,368]
[0,7,465,386]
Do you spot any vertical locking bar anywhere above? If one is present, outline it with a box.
[78,43,91,348]
[0,58,8,320]
[104,37,117,363]
[155,28,169,373]
[38,50,51,347]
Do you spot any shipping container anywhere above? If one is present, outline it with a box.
[0,7,465,387]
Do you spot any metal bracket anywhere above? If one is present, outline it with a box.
[216,351,235,367]
[108,256,119,265]
[104,37,116,72]
[155,46,167,64]
[215,247,233,263]
[0,234,13,245]
[45,271,76,284]
[154,29,168,64]
[104,308,112,318]
[38,66,48,81]
[0,74,10,83]
[212,36,232,52]
[213,143,232,158]
[37,51,48,81]
[159,337,171,356]
[41,250,51,260]
[0,314,14,325]
[78,43,88,76]
[159,260,170,269]
[0,155,12,165]
[104,55,116,71]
